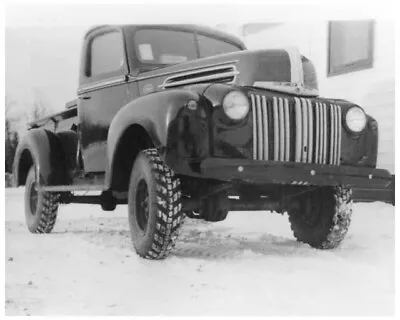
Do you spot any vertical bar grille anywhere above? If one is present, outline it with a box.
[250,94,342,165]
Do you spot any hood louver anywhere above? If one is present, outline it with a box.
[161,64,239,89]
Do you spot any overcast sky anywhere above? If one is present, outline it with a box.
[5,4,243,125]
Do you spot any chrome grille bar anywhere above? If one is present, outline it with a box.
[331,104,342,165]
[256,95,263,160]
[278,98,285,161]
[307,99,313,163]
[301,98,308,162]
[284,98,290,161]
[319,103,325,163]
[273,97,279,161]
[335,104,339,164]
[333,104,336,164]
[329,105,334,164]
[261,96,269,160]
[251,95,257,160]
[336,105,342,165]
[294,97,302,162]
[315,102,321,163]
[322,103,328,164]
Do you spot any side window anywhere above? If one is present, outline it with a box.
[328,20,374,76]
[197,34,241,58]
[88,31,125,77]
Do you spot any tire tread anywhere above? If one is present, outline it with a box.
[34,192,60,234]
[25,167,59,234]
[288,186,352,249]
[140,149,184,259]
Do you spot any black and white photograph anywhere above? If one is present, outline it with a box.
[3,1,396,316]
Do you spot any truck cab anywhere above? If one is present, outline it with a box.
[77,25,246,173]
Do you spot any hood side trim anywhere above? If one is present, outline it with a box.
[253,81,319,97]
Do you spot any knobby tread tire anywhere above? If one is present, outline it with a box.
[288,186,353,249]
[128,149,185,260]
[35,192,59,233]
[25,167,60,234]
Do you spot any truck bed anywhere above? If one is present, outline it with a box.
[28,99,78,132]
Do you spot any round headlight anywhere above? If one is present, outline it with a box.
[345,106,367,133]
[222,91,250,120]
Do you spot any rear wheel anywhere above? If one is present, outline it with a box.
[287,186,353,249]
[128,149,185,259]
[24,167,59,233]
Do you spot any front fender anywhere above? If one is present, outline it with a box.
[106,89,201,183]
[13,129,66,186]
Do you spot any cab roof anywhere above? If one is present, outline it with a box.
[84,24,246,49]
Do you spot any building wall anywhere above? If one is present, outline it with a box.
[239,21,395,174]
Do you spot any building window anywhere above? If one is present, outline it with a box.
[328,20,374,77]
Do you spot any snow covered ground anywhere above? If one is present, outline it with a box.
[5,187,395,316]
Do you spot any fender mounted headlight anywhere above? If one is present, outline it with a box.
[345,106,367,133]
[222,91,250,121]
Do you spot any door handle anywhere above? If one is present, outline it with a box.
[80,95,91,100]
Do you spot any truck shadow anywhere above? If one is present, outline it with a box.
[173,228,311,260]
[51,217,339,261]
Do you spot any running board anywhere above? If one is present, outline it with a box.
[39,173,106,192]
[40,185,105,192]
[182,198,282,212]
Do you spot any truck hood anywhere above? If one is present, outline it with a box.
[136,48,319,97]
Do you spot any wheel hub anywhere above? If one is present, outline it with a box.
[298,189,322,226]
[136,179,149,231]
[29,181,39,215]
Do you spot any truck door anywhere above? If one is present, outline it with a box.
[77,27,135,173]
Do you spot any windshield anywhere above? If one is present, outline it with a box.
[134,28,242,67]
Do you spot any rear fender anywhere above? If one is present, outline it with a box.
[13,128,75,186]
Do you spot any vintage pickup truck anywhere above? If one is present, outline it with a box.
[13,24,393,259]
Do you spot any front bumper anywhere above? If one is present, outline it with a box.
[199,158,392,188]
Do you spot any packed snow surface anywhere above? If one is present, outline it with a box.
[5,188,394,316]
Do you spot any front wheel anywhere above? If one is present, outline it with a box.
[24,167,60,233]
[287,186,353,249]
[128,149,185,259]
